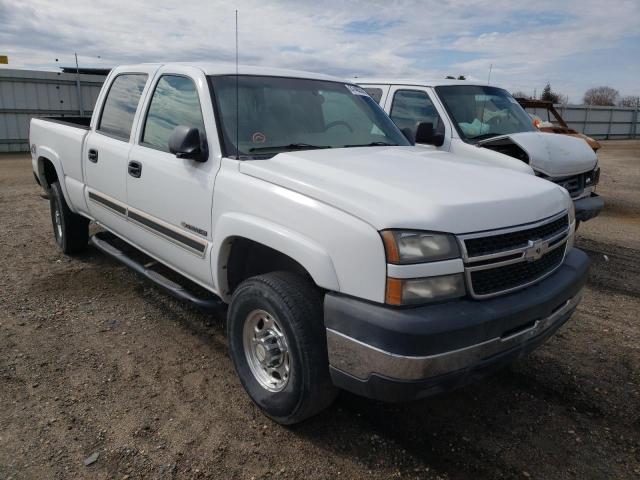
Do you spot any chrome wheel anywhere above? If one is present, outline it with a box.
[53,204,63,242]
[242,309,290,392]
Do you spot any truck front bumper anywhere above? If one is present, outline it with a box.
[325,248,590,402]
[574,193,604,222]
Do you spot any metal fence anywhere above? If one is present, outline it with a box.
[523,104,640,140]
[0,68,106,152]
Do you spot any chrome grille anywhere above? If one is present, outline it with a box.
[554,174,584,198]
[470,246,565,296]
[464,215,568,258]
[552,167,600,199]
[459,212,570,299]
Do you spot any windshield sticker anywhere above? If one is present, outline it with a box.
[345,84,369,96]
[251,132,266,143]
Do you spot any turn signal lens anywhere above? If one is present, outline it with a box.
[386,274,466,305]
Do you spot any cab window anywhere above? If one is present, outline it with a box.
[390,90,444,139]
[98,74,148,140]
[141,75,206,153]
[362,87,383,104]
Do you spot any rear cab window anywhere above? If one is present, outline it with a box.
[98,74,148,140]
[362,87,383,104]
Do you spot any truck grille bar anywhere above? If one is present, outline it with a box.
[458,212,570,299]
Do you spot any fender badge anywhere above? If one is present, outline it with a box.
[181,222,208,237]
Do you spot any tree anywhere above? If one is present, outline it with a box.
[541,83,560,103]
[445,75,467,80]
[583,86,619,106]
[618,95,640,108]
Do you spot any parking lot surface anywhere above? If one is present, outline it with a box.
[1,141,639,479]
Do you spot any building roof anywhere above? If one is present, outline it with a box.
[60,67,112,76]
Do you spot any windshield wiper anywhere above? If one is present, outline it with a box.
[249,143,332,153]
[343,141,397,148]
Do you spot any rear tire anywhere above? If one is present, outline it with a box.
[49,181,89,254]
[227,271,337,424]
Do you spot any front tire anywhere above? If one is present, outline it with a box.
[227,271,337,424]
[49,181,89,254]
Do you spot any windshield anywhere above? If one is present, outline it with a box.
[209,75,409,158]
[435,85,535,141]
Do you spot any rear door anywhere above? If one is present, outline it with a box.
[84,68,155,230]
[124,66,220,287]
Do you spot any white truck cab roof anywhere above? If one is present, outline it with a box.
[117,62,345,82]
[354,78,492,88]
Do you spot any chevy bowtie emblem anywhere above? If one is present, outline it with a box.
[524,239,549,262]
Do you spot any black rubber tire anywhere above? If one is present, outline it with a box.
[227,271,338,424]
[49,181,89,254]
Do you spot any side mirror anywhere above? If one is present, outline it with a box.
[169,125,208,162]
[414,122,445,147]
[401,127,415,145]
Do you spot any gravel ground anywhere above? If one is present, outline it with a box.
[1,141,639,480]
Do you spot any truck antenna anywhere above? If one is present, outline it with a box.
[487,63,493,85]
[235,10,240,160]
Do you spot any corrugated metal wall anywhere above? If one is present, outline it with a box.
[0,69,106,152]
[1,69,639,150]
[522,104,640,140]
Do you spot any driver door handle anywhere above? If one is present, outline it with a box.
[128,160,142,178]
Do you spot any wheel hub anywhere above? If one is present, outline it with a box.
[243,309,290,392]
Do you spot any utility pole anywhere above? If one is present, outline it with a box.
[74,53,84,116]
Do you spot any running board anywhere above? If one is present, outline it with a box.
[90,231,224,312]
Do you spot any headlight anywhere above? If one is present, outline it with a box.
[585,165,600,187]
[567,203,576,250]
[568,201,575,226]
[381,230,460,264]
[386,274,465,305]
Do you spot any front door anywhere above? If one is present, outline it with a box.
[125,67,219,288]
[385,86,451,151]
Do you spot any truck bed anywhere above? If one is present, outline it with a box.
[39,116,92,129]
[30,116,92,213]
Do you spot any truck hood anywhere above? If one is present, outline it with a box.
[239,147,569,234]
[480,131,597,177]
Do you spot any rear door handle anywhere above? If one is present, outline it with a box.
[128,160,142,178]
[88,149,98,163]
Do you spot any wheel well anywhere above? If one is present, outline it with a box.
[39,157,58,190]
[225,238,312,294]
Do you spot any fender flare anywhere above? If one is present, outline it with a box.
[35,147,76,211]
[212,212,340,300]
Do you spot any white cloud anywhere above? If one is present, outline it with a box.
[0,0,638,101]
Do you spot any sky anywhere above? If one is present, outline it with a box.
[1,0,638,103]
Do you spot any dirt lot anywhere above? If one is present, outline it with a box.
[1,141,639,480]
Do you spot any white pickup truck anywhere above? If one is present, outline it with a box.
[356,79,604,223]
[30,63,589,424]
